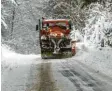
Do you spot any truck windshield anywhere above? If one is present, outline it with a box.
[43,22,67,30]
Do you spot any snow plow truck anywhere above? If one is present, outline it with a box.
[36,18,76,59]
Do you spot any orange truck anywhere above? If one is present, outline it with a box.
[36,18,76,59]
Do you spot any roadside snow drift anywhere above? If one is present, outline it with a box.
[74,43,112,78]
[1,45,40,91]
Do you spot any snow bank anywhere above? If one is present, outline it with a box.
[1,45,39,73]
[1,45,41,91]
[74,43,112,77]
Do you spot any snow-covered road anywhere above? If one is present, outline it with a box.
[2,45,112,91]
[51,58,112,91]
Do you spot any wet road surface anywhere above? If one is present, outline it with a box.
[38,62,57,91]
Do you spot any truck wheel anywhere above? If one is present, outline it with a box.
[41,55,47,59]
[72,48,76,56]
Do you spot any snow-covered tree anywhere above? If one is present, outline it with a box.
[1,0,17,37]
[83,3,112,47]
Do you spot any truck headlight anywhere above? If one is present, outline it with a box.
[41,35,47,40]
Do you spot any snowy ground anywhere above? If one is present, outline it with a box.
[74,43,112,77]
[1,45,41,91]
[1,44,112,91]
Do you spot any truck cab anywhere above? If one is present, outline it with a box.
[36,18,75,59]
